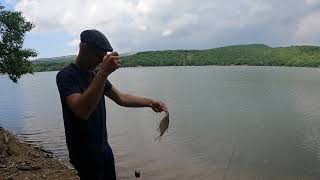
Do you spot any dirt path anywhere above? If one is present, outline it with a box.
[0,127,79,180]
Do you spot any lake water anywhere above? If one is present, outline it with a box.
[1,66,320,179]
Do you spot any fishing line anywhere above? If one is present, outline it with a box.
[222,144,237,180]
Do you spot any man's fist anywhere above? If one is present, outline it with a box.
[99,52,121,76]
[150,100,168,113]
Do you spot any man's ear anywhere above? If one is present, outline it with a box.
[79,42,88,53]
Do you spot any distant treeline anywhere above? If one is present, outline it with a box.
[32,44,320,72]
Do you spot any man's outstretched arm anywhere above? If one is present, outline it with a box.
[105,86,168,112]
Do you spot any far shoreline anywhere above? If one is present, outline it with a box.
[32,64,320,73]
[32,45,320,72]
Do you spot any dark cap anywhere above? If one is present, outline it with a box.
[80,29,113,52]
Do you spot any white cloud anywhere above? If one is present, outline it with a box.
[136,1,152,15]
[14,0,320,53]
[4,0,15,4]
[305,0,320,5]
[162,29,173,37]
[138,25,147,32]
[67,39,80,47]
[295,11,320,41]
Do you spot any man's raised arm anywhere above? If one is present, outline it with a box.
[65,54,120,120]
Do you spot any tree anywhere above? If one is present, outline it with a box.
[0,4,37,83]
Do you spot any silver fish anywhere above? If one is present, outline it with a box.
[154,112,170,141]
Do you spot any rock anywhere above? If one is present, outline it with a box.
[5,172,22,180]
[4,176,14,180]
[45,153,53,158]
[33,146,53,154]
[31,152,40,158]
[4,133,9,144]
[17,165,41,171]
[6,147,15,156]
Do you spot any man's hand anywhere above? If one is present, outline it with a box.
[99,52,121,76]
[150,100,168,113]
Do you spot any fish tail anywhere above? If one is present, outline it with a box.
[153,135,161,141]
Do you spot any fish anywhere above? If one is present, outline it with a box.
[154,112,170,141]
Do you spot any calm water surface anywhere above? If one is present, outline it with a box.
[1,66,320,179]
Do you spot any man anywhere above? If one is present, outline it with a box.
[56,29,168,180]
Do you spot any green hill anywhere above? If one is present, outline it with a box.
[32,44,320,72]
[33,55,77,63]
[32,55,76,72]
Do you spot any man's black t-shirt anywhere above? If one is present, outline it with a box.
[56,63,112,165]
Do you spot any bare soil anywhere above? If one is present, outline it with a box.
[0,127,79,180]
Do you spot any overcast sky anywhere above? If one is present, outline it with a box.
[2,0,320,58]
